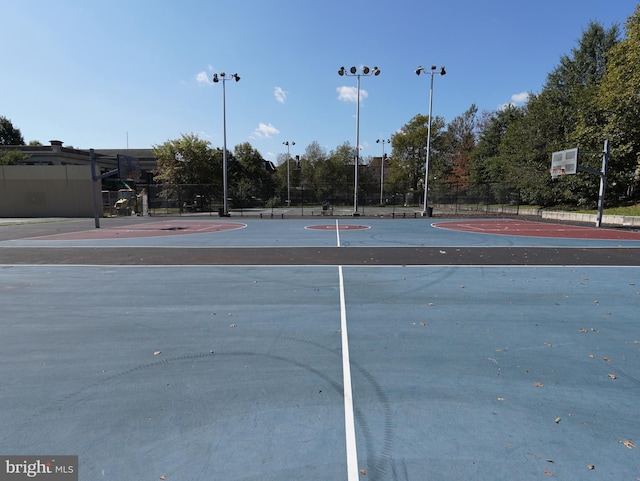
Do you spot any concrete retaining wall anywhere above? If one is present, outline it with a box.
[541,210,640,227]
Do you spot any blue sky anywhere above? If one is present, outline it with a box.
[2,0,637,163]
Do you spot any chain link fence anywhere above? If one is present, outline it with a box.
[132,182,522,217]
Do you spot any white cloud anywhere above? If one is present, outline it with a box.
[274,86,288,103]
[196,71,210,84]
[337,86,368,103]
[498,91,530,110]
[511,92,530,104]
[253,122,280,139]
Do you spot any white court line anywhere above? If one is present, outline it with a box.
[335,219,341,247]
[338,264,359,480]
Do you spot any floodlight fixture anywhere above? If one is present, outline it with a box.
[212,71,241,216]
[376,138,390,205]
[415,64,446,216]
[337,65,382,215]
[283,141,296,206]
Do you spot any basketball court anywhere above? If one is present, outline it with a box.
[1,216,639,480]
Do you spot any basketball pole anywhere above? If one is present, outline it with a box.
[595,139,609,228]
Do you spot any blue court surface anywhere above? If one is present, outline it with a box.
[1,217,639,480]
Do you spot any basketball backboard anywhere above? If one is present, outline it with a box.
[551,148,578,178]
[117,154,141,181]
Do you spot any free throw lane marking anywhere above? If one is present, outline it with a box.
[339,265,359,480]
[433,219,640,240]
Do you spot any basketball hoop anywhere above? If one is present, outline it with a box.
[550,148,578,179]
[550,166,566,179]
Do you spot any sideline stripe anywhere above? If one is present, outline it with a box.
[339,265,359,480]
[335,219,341,247]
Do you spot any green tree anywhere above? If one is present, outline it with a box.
[316,143,355,203]
[152,133,218,185]
[389,114,446,199]
[0,149,29,165]
[300,141,328,203]
[490,21,620,206]
[232,142,276,205]
[470,106,524,185]
[0,116,25,145]
[594,5,640,197]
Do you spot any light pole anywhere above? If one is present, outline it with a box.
[283,141,295,206]
[212,72,240,216]
[415,65,446,217]
[376,138,390,205]
[338,65,381,216]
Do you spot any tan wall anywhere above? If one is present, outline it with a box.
[0,165,99,217]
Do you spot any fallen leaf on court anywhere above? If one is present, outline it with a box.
[154,351,161,356]
[593,299,599,304]
[603,357,612,362]
[360,468,367,475]
[229,323,237,328]
[544,470,553,476]
[588,354,595,359]
[587,465,595,470]
[619,439,635,449]
[579,328,587,333]
[160,476,166,480]
[497,397,505,401]
[608,374,617,380]
[534,382,544,387]
[555,417,561,423]
[546,459,554,463]
[419,322,426,327]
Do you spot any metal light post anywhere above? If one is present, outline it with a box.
[283,141,295,206]
[415,65,446,216]
[212,72,240,216]
[376,138,390,205]
[338,65,381,216]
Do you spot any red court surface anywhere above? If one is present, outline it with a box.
[30,221,246,240]
[433,219,640,240]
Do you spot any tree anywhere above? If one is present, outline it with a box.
[152,133,218,185]
[300,141,328,203]
[0,116,25,145]
[388,114,446,198]
[595,5,640,197]
[541,22,620,205]
[470,106,524,185]
[486,21,620,206]
[443,104,478,186]
[320,142,356,204]
[232,142,276,205]
[0,150,29,165]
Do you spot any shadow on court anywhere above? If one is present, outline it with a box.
[0,217,638,480]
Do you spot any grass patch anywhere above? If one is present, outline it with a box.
[578,204,640,216]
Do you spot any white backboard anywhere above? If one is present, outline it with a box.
[551,148,578,178]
